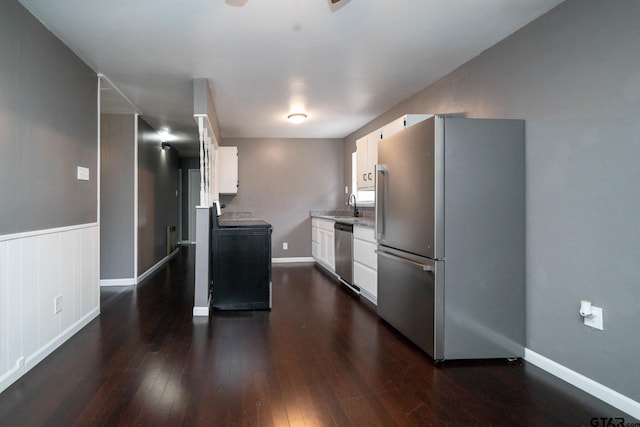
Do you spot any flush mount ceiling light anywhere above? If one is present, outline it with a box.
[287,113,308,124]
[158,127,176,143]
[226,0,348,9]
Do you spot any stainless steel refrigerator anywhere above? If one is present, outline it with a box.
[375,115,525,361]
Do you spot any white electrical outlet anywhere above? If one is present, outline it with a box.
[345,186,349,194]
[283,242,288,250]
[54,295,63,314]
[584,306,603,330]
[77,166,90,181]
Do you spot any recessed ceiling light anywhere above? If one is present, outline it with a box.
[287,113,308,124]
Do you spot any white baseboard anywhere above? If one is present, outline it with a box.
[193,306,209,317]
[0,307,100,394]
[137,248,180,284]
[272,257,315,264]
[100,278,136,287]
[525,348,640,419]
[360,289,377,306]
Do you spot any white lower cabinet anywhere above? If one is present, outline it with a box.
[311,218,335,272]
[353,225,377,304]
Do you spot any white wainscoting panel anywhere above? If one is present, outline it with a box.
[0,224,100,394]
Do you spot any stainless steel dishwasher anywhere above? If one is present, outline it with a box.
[334,222,355,287]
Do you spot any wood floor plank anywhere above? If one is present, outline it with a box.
[0,247,635,426]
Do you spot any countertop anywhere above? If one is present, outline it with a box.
[310,210,375,228]
[215,211,272,228]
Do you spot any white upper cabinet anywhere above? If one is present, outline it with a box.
[356,133,380,190]
[218,146,238,195]
[380,114,432,140]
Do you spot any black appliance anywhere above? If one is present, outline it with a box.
[210,204,272,310]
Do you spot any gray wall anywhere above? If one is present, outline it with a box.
[345,0,640,401]
[179,157,200,241]
[220,138,344,258]
[193,78,222,142]
[100,114,136,279]
[0,0,97,235]
[138,119,180,274]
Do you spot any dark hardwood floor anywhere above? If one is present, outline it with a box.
[0,246,631,426]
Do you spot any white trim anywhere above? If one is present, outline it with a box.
[178,169,182,247]
[97,74,142,115]
[525,348,640,419]
[100,278,136,287]
[188,169,201,242]
[133,114,139,278]
[360,288,377,305]
[136,248,179,284]
[0,307,100,394]
[272,257,315,264]
[97,77,101,225]
[315,261,340,279]
[0,222,99,243]
[193,306,209,317]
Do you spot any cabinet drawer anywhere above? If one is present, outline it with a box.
[354,261,377,298]
[317,219,335,231]
[354,225,375,242]
[354,238,377,270]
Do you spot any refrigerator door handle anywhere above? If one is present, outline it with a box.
[375,164,387,240]
[376,250,434,272]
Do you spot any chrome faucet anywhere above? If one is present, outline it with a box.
[347,193,359,217]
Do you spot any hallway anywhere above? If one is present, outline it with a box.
[0,246,627,426]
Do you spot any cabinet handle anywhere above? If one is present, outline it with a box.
[368,172,372,181]
[363,173,367,181]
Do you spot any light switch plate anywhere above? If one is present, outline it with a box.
[584,306,603,330]
[77,166,90,181]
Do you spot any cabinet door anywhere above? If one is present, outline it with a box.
[311,225,319,261]
[366,134,379,185]
[327,230,335,270]
[380,116,406,139]
[218,146,239,194]
[318,229,326,265]
[356,136,370,189]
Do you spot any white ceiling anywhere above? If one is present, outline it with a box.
[18,0,563,156]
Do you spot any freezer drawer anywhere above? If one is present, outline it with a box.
[376,247,444,360]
